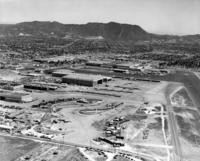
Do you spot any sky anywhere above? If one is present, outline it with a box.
[0,0,200,35]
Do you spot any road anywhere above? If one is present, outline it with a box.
[165,86,182,161]
[168,111,182,161]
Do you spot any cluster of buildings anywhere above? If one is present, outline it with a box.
[93,117,129,147]
[0,109,43,135]
[85,60,167,75]
[104,116,127,139]
[34,56,75,64]
[21,126,54,140]
[0,103,67,140]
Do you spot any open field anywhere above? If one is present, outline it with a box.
[0,136,39,161]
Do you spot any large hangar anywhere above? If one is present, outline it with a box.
[62,74,111,87]
[0,91,33,102]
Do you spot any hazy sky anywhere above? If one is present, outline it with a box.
[0,0,200,35]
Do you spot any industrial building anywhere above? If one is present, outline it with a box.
[62,74,111,87]
[86,61,103,67]
[113,68,129,74]
[97,137,124,147]
[0,91,33,102]
[86,60,113,68]
[24,83,58,91]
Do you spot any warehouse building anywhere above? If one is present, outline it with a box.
[86,60,113,68]
[24,83,58,91]
[113,68,129,74]
[62,74,111,87]
[0,91,33,102]
[86,61,103,67]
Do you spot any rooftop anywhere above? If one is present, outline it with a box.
[63,73,108,81]
[52,69,73,74]
[87,60,113,65]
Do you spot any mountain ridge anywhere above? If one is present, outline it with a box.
[0,21,199,42]
[0,21,150,42]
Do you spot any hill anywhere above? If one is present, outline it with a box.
[0,21,150,42]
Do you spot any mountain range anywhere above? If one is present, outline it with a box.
[0,21,200,43]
